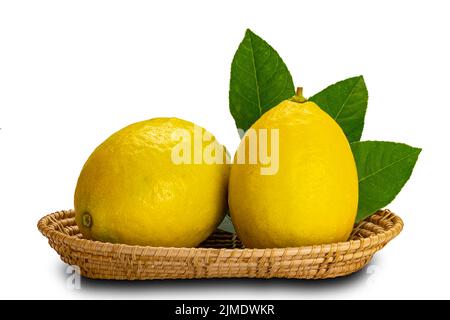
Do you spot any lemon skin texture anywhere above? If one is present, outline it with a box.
[75,118,229,247]
[229,100,358,248]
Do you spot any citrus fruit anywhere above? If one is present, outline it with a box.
[74,118,229,247]
[228,89,358,248]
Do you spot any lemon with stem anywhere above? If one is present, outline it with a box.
[229,88,358,248]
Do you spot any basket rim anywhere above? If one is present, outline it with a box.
[37,209,403,257]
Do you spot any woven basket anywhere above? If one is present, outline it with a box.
[37,209,403,280]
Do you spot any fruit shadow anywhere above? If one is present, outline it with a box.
[57,255,380,297]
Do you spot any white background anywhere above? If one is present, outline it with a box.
[0,0,449,299]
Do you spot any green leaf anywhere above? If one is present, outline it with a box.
[217,214,235,233]
[229,29,295,134]
[309,76,368,142]
[351,141,421,222]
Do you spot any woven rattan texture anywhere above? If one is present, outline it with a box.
[38,209,403,280]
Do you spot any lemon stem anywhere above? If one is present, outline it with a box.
[290,87,307,103]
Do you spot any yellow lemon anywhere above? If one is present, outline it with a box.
[229,90,358,248]
[75,118,229,247]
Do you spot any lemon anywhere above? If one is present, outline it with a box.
[228,89,358,248]
[74,118,229,247]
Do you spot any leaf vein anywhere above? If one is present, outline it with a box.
[334,78,361,120]
[234,90,259,106]
[234,61,255,77]
[264,71,290,109]
[248,33,262,116]
[359,151,419,183]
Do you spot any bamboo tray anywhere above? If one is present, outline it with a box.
[37,209,403,280]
